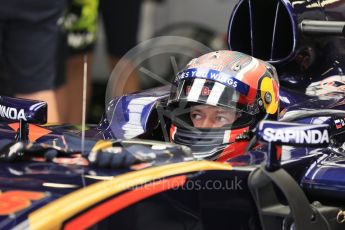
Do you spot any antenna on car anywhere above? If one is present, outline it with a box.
[81,55,88,155]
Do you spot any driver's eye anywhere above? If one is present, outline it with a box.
[190,112,202,120]
[216,116,229,123]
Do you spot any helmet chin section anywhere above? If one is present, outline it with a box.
[170,124,249,160]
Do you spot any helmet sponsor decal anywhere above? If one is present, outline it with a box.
[186,85,211,96]
[176,68,250,96]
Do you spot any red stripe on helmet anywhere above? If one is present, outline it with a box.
[239,60,267,104]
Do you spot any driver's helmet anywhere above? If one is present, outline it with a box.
[167,50,279,160]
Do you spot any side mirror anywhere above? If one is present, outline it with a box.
[256,120,330,147]
[0,96,47,124]
[256,120,330,171]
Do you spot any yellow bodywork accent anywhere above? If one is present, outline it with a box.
[90,140,113,153]
[28,160,232,230]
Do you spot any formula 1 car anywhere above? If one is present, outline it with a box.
[0,0,345,229]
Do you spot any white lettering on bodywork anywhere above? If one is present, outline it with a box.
[263,128,329,144]
[0,105,27,121]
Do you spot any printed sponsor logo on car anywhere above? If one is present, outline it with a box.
[263,128,329,144]
[0,105,27,121]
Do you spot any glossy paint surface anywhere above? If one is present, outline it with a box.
[99,85,170,140]
[0,1,343,227]
[301,154,345,200]
[0,161,126,229]
[228,0,345,91]
[0,96,47,124]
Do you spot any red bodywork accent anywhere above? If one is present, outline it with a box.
[0,191,45,215]
[8,123,51,142]
[63,175,187,230]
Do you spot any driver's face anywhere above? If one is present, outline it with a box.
[190,105,238,128]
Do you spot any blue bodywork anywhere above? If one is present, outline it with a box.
[0,0,344,228]
[0,161,130,229]
[228,0,345,90]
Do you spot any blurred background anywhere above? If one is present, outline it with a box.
[90,0,236,123]
[0,0,236,124]
[94,0,235,82]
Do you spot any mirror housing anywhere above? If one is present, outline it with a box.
[256,120,330,171]
[0,96,47,124]
[257,120,330,147]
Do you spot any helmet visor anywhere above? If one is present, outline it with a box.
[169,77,260,115]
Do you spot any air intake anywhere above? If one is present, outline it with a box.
[228,0,296,64]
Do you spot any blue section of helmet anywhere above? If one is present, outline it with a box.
[176,68,250,96]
